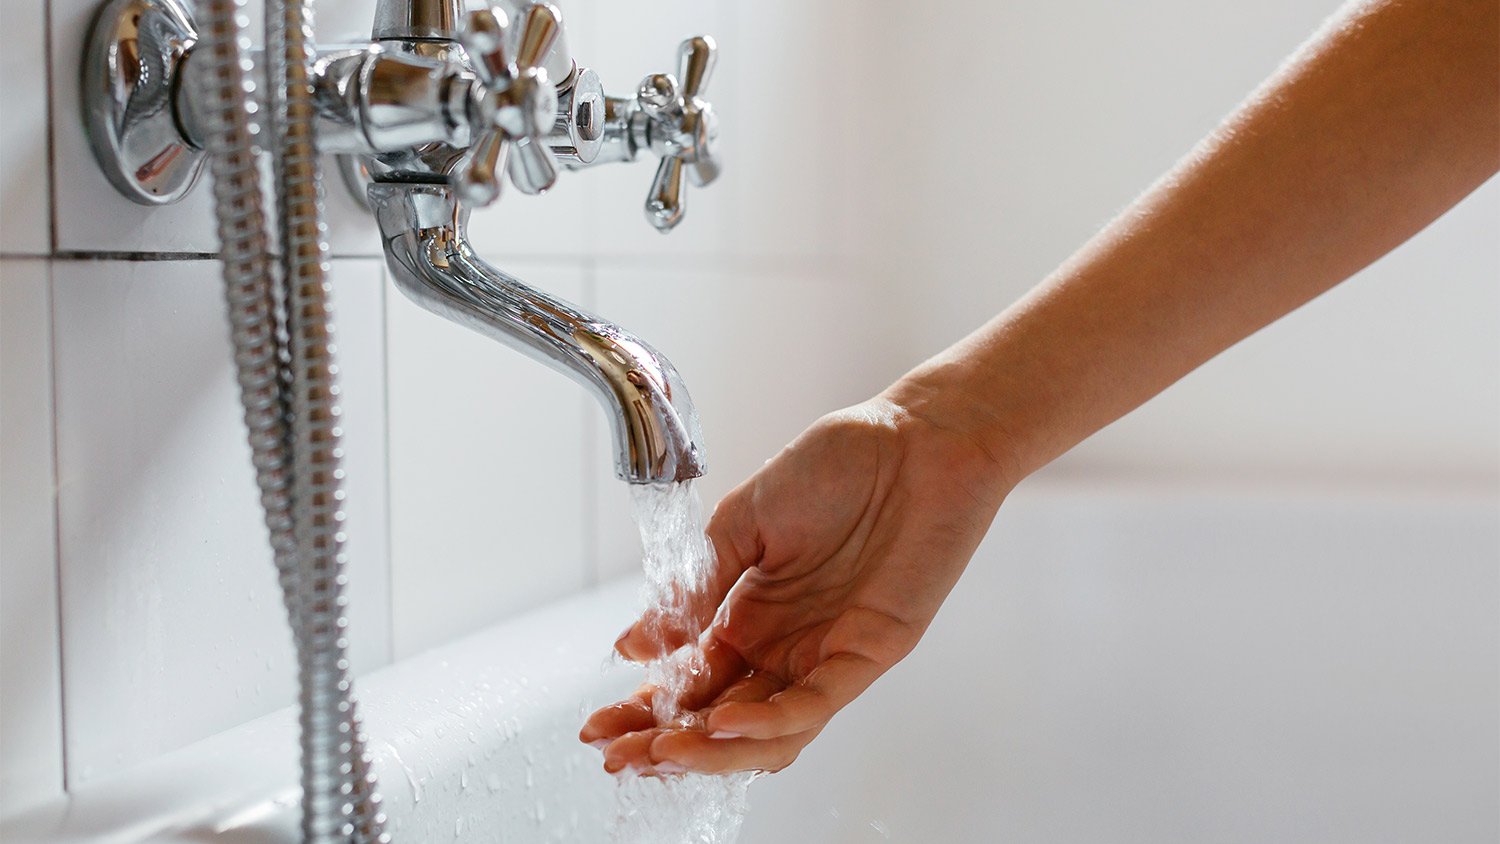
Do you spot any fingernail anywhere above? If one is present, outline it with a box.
[654,760,687,774]
[708,730,741,740]
[589,738,610,750]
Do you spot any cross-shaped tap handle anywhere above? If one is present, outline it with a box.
[454,3,563,205]
[638,36,721,232]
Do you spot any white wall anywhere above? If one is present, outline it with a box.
[869,0,1499,482]
[1,0,1494,821]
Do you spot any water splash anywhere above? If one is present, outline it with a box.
[613,479,755,844]
[630,480,715,725]
[612,772,753,844]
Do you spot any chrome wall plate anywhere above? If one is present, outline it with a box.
[83,0,206,205]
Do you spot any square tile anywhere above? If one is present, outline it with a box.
[715,0,868,261]
[0,0,50,254]
[463,169,597,261]
[386,258,592,659]
[0,259,65,811]
[52,257,391,786]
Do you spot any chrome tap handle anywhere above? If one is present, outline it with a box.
[637,36,721,232]
[504,4,563,195]
[453,4,562,205]
[678,36,721,189]
[455,128,509,206]
[647,156,688,231]
[460,6,509,80]
[513,3,561,72]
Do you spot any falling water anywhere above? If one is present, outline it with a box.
[610,480,756,844]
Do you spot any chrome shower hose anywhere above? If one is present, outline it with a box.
[195,0,387,839]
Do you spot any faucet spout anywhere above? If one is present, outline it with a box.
[370,181,706,484]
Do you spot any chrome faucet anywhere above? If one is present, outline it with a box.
[84,0,721,482]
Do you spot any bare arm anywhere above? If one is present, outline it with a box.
[893,0,1499,482]
[584,0,1499,775]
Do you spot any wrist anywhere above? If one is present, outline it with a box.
[881,362,1035,493]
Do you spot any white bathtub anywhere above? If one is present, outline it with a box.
[5,479,1496,842]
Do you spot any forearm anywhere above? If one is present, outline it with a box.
[889,0,1498,482]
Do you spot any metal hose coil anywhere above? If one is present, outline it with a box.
[266,0,389,840]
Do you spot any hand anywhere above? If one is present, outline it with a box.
[579,393,1014,775]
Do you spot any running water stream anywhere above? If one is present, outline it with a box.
[609,480,757,843]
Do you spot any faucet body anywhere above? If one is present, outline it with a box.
[372,182,705,483]
[345,0,718,483]
[85,0,721,484]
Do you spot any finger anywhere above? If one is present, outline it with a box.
[615,487,760,662]
[674,637,751,712]
[705,652,884,740]
[648,726,820,775]
[614,609,694,662]
[602,727,670,775]
[611,670,795,776]
[579,687,654,747]
[584,639,751,746]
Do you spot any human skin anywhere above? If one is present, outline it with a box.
[580,0,1499,775]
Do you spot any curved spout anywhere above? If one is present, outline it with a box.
[370,181,706,484]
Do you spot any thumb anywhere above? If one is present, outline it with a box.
[615,486,759,662]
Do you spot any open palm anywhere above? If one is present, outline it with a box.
[581,397,1013,775]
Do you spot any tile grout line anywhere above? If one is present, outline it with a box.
[378,265,397,667]
[12,251,850,274]
[44,260,70,795]
[33,251,394,263]
[42,0,67,791]
[44,0,58,257]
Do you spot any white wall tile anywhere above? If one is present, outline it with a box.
[386,259,591,659]
[0,260,65,811]
[464,173,598,261]
[1060,180,1500,480]
[873,0,1500,480]
[0,0,50,254]
[49,0,386,256]
[590,263,901,580]
[715,1,868,261]
[52,258,391,786]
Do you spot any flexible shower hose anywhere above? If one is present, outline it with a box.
[195,0,388,839]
